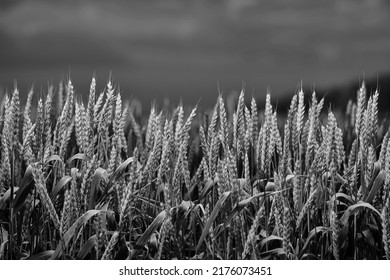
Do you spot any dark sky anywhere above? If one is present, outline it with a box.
[1,0,390,106]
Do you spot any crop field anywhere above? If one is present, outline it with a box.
[0,77,389,260]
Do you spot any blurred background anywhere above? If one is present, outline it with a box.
[1,0,390,109]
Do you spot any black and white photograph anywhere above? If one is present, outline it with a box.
[1,0,390,270]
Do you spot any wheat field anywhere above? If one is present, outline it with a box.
[0,77,389,260]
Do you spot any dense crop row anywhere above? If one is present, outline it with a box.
[0,78,389,259]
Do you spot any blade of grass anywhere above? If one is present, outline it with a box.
[196,191,231,252]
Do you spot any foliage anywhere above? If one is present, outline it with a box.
[0,78,389,260]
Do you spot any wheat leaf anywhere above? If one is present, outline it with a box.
[196,191,231,252]
[50,175,72,201]
[51,209,102,259]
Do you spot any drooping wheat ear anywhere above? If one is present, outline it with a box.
[381,196,390,259]
[355,81,366,136]
[242,205,263,259]
[101,231,120,260]
[23,87,34,141]
[32,163,61,232]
